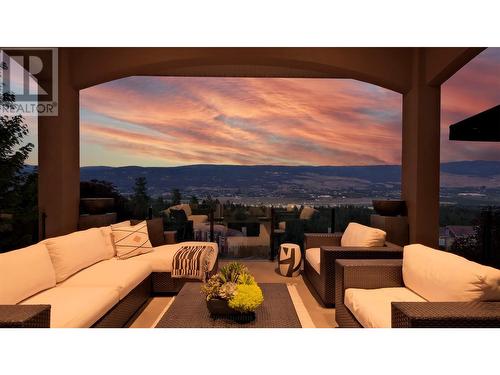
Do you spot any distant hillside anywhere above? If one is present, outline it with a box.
[75,161,500,196]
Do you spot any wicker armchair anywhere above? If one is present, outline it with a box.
[275,206,324,249]
[335,259,500,328]
[303,232,402,307]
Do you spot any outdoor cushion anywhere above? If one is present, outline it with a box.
[188,214,208,224]
[134,241,219,272]
[99,226,117,259]
[112,220,153,260]
[0,243,56,304]
[59,258,152,299]
[21,286,119,328]
[168,203,192,217]
[403,244,500,302]
[130,218,165,247]
[44,228,110,283]
[345,287,426,328]
[305,247,321,274]
[111,220,131,228]
[341,222,386,247]
[299,206,318,220]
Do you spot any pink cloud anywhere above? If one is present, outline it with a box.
[80,77,402,166]
[80,47,498,168]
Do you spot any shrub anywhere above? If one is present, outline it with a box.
[228,284,264,313]
[202,262,264,312]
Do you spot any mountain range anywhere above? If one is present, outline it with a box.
[74,160,500,196]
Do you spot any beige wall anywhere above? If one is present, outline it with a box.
[38,47,482,245]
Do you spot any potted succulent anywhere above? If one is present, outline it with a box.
[201,262,264,322]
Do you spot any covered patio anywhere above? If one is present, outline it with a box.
[38,47,484,248]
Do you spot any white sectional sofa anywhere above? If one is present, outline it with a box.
[0,226,218,328]
[335,244,500,328]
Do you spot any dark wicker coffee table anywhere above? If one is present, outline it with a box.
[155,283,302,328]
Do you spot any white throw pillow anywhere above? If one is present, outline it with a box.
[0,243,56,304]
[111,220,131,229]
[403,244,500,302]
[99,226,117,259]
[111,220,153,260]
[44,228,110,283]
[341,222,386,247]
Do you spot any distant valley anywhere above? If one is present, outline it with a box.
[74,161,500,205]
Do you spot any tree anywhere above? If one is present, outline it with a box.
[189,195,199,206]
[171,188,181,205]
[0,80,36,251]
[0,92,34,209]
[130,177,151,219]
[152,196,166,217]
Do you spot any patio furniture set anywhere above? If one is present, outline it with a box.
[299,222,500,327]
[1,217,499,328]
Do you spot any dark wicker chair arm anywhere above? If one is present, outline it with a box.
[322,245,403,284]
[0,305,51,328]
[391,302,500,328]
[304,232,342,248]
[335,259,404,309]
[322,245,403,257]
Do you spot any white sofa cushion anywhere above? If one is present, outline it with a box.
[21,286,119,328]
[59,258,152,299]
[44,228,111,283]
[341,222,386,247]
[299,206,318,220]
[403,244,500,302]
[345,287,426,328]
[188,214,208,224]
[111,220,153,259]
[305,247,321,274]
[0,243,56,304]
[133,241,219,272]
[99,226,117,259]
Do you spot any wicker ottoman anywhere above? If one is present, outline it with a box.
[278,243,301,277]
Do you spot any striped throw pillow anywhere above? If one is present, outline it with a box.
[111,220,153,259]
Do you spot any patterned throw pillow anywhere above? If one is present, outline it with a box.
[111,220,153,259]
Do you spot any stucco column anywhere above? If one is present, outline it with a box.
[38,48,79,238]
[402,48,441,247]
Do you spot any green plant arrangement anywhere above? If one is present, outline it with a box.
[201,262,264,321]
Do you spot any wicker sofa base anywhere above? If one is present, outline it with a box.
[92,275,152,328]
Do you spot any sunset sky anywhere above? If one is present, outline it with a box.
[25,48,500,167]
